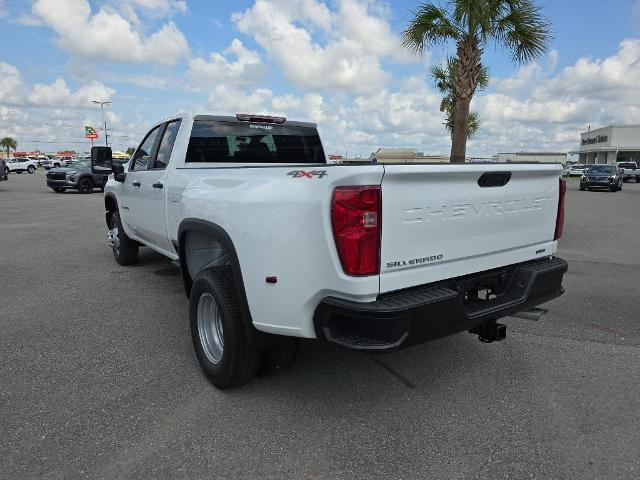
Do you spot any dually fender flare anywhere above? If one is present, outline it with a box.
[176,218,273,348]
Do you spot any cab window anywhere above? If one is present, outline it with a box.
[131,125,163,171]
[154,120,181,170]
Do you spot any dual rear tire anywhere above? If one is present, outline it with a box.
[189,266,299,389]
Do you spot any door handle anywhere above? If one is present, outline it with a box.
[152,182,163,189]
[132,181,141,187]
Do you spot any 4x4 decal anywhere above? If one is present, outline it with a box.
[287,170,328,179]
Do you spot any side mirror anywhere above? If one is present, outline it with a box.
[112,160,126,183]
[91,146,113,174]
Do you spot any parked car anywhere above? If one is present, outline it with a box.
[568,164,589,176]
[93,112,568,389]
[51,156,74,168]
[6,157,37,174]
[41,159,54,169]
[1,159,8,181]
[616,161,640,183]
[579,164,623,192]
[46,158,108,193]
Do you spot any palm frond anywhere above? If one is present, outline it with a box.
[467,111,480,138]
[493,0,551,63]
[402,3,462,54]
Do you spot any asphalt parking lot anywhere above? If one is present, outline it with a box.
[1,171,639,479]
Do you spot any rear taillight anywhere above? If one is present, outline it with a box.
[554,177,566,240]
[331,185,381,276]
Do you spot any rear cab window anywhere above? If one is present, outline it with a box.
[186,117,326,164]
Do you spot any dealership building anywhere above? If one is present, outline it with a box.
[576,125,640,164]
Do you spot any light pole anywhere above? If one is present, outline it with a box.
[92,100,112,147]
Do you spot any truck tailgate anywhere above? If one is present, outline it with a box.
[380,163,562,293]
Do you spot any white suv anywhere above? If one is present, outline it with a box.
[6,157,37,174]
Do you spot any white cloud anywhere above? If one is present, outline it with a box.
[469,38,640,156]
[0,62,27,105]
[28,78,115,108]
[533,39,640,102]
[231,0,405,94]
[32,0,189,65]
[0,62,115,108]
[188,39,267,90]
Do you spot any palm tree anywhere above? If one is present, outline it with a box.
[1,137,17,158]
[403,0,551,163]
[430,57,488,139]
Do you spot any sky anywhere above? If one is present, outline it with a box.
[0,0,639,157]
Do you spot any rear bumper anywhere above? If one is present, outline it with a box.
[314,257,568,351]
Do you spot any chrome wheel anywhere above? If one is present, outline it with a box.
[197,292,224,364]
[107,226,120,256]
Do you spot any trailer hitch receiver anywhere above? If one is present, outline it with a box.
[469,320,506,343]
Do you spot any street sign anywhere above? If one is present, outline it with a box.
[84,126,98,139]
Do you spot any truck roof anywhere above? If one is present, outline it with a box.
[193,114,317,129]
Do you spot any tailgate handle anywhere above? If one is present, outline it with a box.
[478,172,511,188]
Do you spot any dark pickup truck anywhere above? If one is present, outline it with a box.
[46,158,108,193]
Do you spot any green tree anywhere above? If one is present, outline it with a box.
[126,147,136,156]
[403,0,551,163]
[1,137,17,158]
[430,57,488,139]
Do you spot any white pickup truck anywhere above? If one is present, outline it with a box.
[617,161,640,182]
[92,112,568,388]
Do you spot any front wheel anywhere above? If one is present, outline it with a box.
[79,178,93,193]
[27,165,35,174]
[108,211,138,265]
[190,266,262,389]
